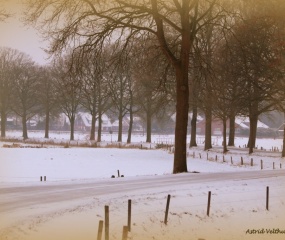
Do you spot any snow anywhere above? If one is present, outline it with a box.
[77,112,113,128]
[0,131,285,240]
[235,116,270,129]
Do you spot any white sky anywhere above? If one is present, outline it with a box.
[0,0,49,65]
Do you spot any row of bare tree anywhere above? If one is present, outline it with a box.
[0,41,174,142]
[189,4,285,155]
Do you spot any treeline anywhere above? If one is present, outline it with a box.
[0,0,285,168]
[0,42,174,143]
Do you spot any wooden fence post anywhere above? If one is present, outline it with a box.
[251,158,253,166]
[97,220,104,240]
[128,199,131,232]
[231,157,233,164]
[241,157,243,165]
[207,191,211,216]
[117,170,120,178]
[105,206,109,240]
[122,226,128,240]
[261,160,263,170]
[266,186,269,211]
[164,194,171,224]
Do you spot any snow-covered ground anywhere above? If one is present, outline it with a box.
[0,131,285,240]
[2,129,284,151]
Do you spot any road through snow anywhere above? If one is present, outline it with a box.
[1,170,284,214]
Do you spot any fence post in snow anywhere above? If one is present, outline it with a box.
[251,158,253,166]
[40,176,42,181]
[105,206,109,240]
[281,163,282,169]
[266,186,269,211]
[128,199,132,232]
[44,176,46,181]
[261,160,263,170]
[207,191,211,216]
[122,226,128,240]
[97,220,104,240]
[164,194,171,224]
[215,155,217,161]
[273,162,275,170]
[199,153,201,159]
[241,157,243,165]
[117,170,120,178]
[231,156,233,164]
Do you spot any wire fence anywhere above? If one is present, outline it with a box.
[91,182,285,240]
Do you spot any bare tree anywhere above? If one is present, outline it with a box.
[188,46,207,148]
[214,44,245,149]
[132,46,170,143]
[107,46,132,143]
[11,54,40,139]
[229,16,284,154]
[37,66,59,138]
[53,55,82,141]
[77,48,110,141]
[0,47,20,137]
[193,22,216,151]
[24,0,226,173]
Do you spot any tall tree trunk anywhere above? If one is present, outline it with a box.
[44,109,50,138]
[97,81,102,142]
[156,2,190,173]
[146,113,152,143]
[204,75,213,150]
[173,66,189,173]
[127,98,133,144]
[248,115,258,154]
[282,112,285,157]
[190,107,197,147]
[70,115,75,141]
[97,111,102,142]
[228,112,235,146]
[118,110,123,142]
[127,110,133,144]
[190,57,198,148]
[222,117,228,153]
[90,113,96,141]
[204,108,212,150]
[117,76,123,142]
[146,98,152,143]
[22,112,28,140]
[1,110,6,138]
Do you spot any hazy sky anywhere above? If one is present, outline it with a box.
[0,0,49,65]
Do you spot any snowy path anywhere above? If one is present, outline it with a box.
[1,170,284,214]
